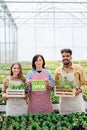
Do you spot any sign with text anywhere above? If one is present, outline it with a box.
[32,80,46,91]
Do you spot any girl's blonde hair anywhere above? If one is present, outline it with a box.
[10,62,25,82]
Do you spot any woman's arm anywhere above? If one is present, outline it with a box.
[46,70,54,90]
[2,77,9,99]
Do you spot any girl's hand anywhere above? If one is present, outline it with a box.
[2,93,8,99]
[27,79,32,89]
[23,94,27,99]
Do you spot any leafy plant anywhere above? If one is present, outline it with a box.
[82,88,87,101]
[1,110,87,130]
[8,83,26,90]
[56,77,76,90]
[50,91,59,103]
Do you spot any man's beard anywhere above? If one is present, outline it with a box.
[63,59,70,65]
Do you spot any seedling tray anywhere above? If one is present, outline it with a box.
[6,89,25,97]
[55,87,75,97]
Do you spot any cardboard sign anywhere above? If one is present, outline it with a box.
[32,80,46,91]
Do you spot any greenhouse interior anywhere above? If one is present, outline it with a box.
[0,0,87,130]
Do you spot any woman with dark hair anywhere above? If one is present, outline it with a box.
[2,62,27,116]
[26,54,54,114]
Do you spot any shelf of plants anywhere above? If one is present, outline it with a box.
[0,112,87,130]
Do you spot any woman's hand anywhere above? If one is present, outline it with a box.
[45,79,53,90]
[27,79,32,90]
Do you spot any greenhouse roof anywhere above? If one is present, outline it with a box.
[0,0,87,28]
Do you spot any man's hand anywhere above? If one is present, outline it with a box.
[75,88,82,96]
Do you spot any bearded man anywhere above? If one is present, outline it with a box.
[54,48,87,115]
